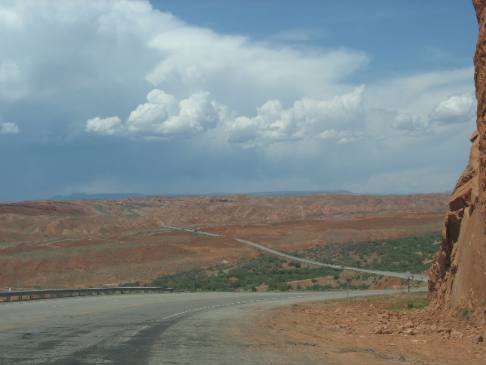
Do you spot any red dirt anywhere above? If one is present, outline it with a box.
[243,293,486,365]
[0,194,447,288]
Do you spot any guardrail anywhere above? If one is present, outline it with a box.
[0,287,174,303]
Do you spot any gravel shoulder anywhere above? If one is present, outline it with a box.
[241,293,486,365]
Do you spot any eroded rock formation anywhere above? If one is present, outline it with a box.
[429,0,486,314]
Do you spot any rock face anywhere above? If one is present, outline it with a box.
[429,0,486,314]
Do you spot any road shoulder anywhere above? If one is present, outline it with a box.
[239,293,486,365]
[147,301,290,365]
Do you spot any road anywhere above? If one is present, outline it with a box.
[162,225,428,282]
[234,238,428,281]
[0,289,413,365]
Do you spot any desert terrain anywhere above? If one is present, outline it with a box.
[243,293,486,365]
[0,194,446,289]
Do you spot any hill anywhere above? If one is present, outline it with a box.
[0,194,447,289]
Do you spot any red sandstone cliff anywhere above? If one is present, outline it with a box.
[429,0,486,314]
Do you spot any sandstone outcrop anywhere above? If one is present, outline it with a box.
[429,0,486,315]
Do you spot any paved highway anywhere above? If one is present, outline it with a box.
[0,289,415,364]
[162,225,428,282]
[234,238,428,281]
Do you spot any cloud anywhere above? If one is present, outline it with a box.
[87,89,225,137]
[0,8,22,29]
[226,86,365,146]
[389,94,475,132]
[366,68,473,115]
[87,76,475,152]
[0,122,19,135]
[127,89,223,136]
[85,116,122,136]
[0,0,478,198]
[317,129,361,144]
[430,94,475,124]
[145,22,368,112]
[87,86,366,145]
[392,113,427,131]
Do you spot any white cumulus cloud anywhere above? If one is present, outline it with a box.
[430,94,475,124]
[85,116,122,136]
[87,89,225,137]
[226,86,365,146]
[389,94,475,132]
[0,122,19,135]
[127,89,223,136]
[87,86,366,145]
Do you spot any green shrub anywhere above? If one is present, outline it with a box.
[152,233,439,292]
[458,307,472,320]
[301,233,439,273]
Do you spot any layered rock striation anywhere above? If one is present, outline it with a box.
[429,0,486,314]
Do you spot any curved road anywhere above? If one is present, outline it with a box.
[163,226,428,282]
[234,238,429,282]
[0,289,415,365]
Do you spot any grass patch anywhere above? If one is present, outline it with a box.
[384,292,429,311]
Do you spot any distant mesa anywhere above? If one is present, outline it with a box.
[242,190,354,196]
[50,193,146,201]
[50,190,354,201]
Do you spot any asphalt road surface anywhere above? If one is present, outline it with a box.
[0,289,411,365]
[234,238,428,282]
[161,225,428,282]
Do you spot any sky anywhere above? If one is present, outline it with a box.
[0,0,479,201]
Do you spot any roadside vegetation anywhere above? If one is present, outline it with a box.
[327,291,429,310]
[152,256,354,291]
[152,233,438,292]
[383,292,429,311]
[299,234,439,273]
